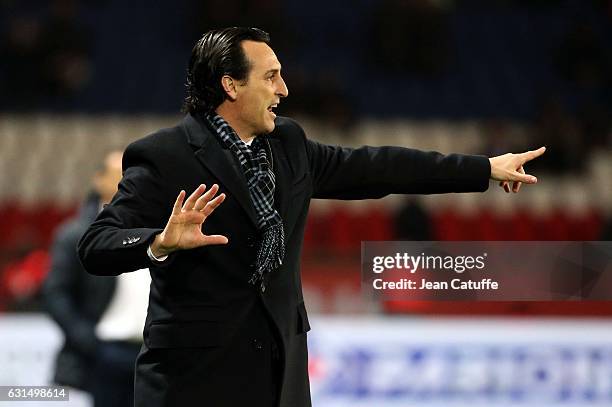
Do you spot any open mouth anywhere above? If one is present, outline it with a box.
[267,103,278,114]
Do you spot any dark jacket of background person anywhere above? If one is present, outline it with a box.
[77,114,490,407]
[42,193,116,389]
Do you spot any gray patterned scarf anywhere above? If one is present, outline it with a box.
[204,113,285,291]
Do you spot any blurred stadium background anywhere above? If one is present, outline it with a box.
[1,0,611,406]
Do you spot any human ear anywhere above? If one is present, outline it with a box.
[221,75,237,101]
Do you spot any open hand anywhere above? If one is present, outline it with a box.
[489,147,546,193]
[150,184,228,257]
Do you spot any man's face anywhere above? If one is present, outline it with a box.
[94,151,123,204]
[234,40,288,136]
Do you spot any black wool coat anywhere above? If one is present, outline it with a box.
[78,114,490,407]
[42,194,116,390]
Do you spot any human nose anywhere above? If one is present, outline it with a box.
[276,75,288,98]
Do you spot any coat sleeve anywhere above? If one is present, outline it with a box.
[42,223,99,355]
[77,139,173,276]
[304,137,491,200]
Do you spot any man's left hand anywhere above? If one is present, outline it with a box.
[489,146,546,193]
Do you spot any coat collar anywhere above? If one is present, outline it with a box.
[181,114,292,229]
[182,114,258,226]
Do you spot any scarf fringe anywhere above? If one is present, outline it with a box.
[249,223,285,290]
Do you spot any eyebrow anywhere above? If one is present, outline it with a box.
[264,68,281,76]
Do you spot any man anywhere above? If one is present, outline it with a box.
[43,150,149,407]
[77,27,545,407]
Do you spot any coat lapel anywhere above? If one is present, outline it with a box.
[268,137,292,225]
[183,114,259,227]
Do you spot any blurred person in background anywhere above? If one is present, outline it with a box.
[77,27,545,407]
[42,149,149,407]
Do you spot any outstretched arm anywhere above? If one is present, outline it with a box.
[305,140,491,199]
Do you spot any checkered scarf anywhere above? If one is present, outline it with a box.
[205,113,285,291]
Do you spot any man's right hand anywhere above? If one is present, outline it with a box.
[150,184,228,258]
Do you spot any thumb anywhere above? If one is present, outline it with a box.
[202,235,229,246]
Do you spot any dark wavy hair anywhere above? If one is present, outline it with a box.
[182,27,271,115]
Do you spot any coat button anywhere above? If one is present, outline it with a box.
[252,339,264,351]
[247,235,256,248]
